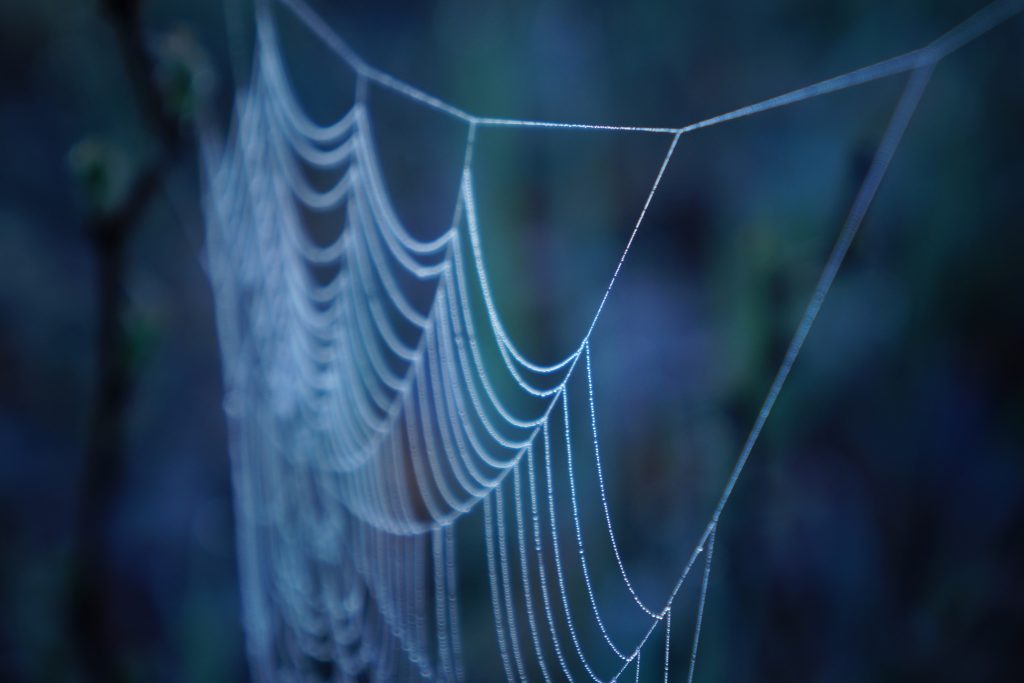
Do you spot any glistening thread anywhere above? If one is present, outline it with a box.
[201,0,1024,679]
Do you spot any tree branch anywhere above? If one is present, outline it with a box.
[69,1,189,681]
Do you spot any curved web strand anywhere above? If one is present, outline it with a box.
[201,0,1022,680]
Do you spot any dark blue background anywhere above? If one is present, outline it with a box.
[1,0,1022,680]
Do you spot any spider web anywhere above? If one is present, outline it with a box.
[200,0,1022,679]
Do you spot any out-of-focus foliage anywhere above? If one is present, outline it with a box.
[67,137,132,213]
[155,28,216,124]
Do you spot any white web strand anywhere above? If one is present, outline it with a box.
[201,0,1022,680]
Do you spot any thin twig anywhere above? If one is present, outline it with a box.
[69,1,188,681]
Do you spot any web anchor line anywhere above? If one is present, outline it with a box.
[276,0,1020,134]
[204,0,1022,680]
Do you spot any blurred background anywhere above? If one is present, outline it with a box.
[1,0,1022,681]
